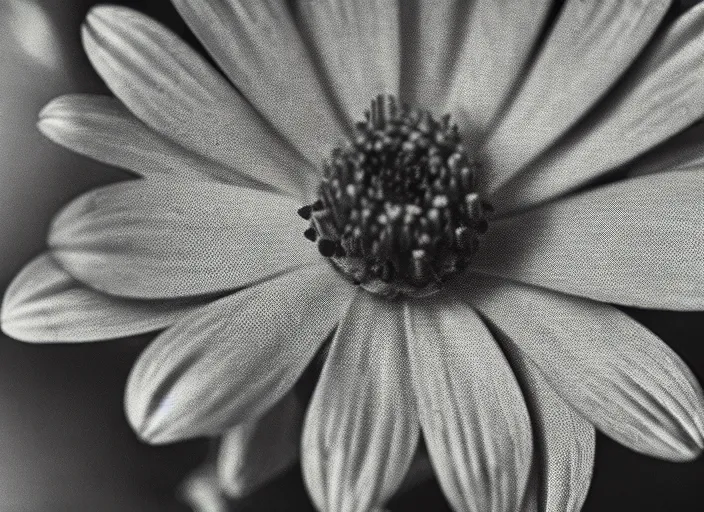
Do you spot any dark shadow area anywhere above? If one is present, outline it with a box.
[0,329,207,511]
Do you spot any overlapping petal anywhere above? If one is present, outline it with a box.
[1,254,204,342]
[38,94,259,186]
[489,328,595,512]
[628,120,704,177]
[471,169,704,310]
[398,0,469,113]
[170,0,348,163]
[461,276,704,461]
[494,3,704,212]
[82,6,316,198]
[218,392,302,498]
[401,0,549,123]
[482,0,670,190]
[302,292,418,512]
[404,299,532,512]
[519,467,539,512]
[49,179,319,299]
[294,0,400,124]
[444,0,551,141]
[125,264,355,444]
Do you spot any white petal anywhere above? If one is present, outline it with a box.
[397,0,465,113]
[218,392,302,498]
[179,463,228,512]
[294,0,400,124]
[471,169,704,310]
[82,6,316,199]
[459,275,704,461]
[444,0,551,139]
[482,0,670,190]
[628,120,704,177]
[49,179,319,299]
[491,329,595,512]
[404,299,532,512]
[302,292,418,512]
[38,94,269,189]
[1,254,204,343]
[125,265,354,444]
[494,3,704,212]
[400,0,549,123]
[519,465,539,512]
[171,0,349,164]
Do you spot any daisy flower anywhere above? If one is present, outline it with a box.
[3,1,704,511]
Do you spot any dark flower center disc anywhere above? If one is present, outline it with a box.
[299,95,491,298]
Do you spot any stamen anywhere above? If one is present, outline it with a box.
[317,238,336,257]
[303,227,318,242]
[297,205,312,220]
[300,95,490,298]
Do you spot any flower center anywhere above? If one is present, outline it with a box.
[299,95,490,298]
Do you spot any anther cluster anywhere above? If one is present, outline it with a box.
[299,95,490,297]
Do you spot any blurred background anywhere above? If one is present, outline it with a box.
[1,0,703,510]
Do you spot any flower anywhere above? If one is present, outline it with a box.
[3,1,704,511]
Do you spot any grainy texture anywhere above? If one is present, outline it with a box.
[2,0,704,511]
